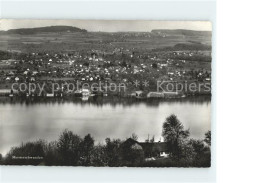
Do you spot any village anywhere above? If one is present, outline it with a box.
[0,48,211,100]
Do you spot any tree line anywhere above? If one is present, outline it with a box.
[0,114,211,167]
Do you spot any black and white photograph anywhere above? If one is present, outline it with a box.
[0,20,211,167]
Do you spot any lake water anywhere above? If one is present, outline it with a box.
[0,96,211,155]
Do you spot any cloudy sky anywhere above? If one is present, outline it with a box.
[0,19,211,32]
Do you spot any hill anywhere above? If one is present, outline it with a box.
[0,27,211,53]
[151,29,211,37]
[3,26,87,34]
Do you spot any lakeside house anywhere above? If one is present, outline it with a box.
[0,89,11,96]
[46,93,54,97]
[82,88,91,96]
[146,91,182,99]
[75,88,91,97]
[135,91,146,99]
[147,92,164,98]
[121,138,169,160]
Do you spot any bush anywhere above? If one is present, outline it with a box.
[4,140,46,165]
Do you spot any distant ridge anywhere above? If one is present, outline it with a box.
[4,26,87,34]
[0,27,211,35]
[151,29,212,36]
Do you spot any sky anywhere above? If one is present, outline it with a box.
[0,19,212,32]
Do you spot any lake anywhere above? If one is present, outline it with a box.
[0,96,211,155]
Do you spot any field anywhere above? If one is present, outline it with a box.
[0,30,211,53]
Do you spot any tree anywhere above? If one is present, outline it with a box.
[57,130,82,166]
[0,153,2,164]
[44,141,60,166]
[121,61,127,68]
[204,131,211,146]
[152,63,158,69]
[162,114,190,161]
[131,133,138,141]
[105,138,122,166]
[83,62,89,67]
[91,144,106,166]
[190,139,211,167]
[79,134,94,166]
[150,136,155,143]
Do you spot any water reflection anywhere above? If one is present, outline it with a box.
[0,95,211,107]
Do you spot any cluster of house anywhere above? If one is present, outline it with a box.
[0,49,211,98]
